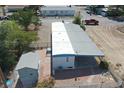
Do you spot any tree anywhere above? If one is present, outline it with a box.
[0,21,16,71]
[0,41,16,71]
[107,5,124,17]
[24,5,40,15]
[0,21,37,71]
[73,15,86,30]
[0,66,8,87]
[0,5,6,16]
[73,15,81,25]
[3,21,38,58]
[10,9,39,31]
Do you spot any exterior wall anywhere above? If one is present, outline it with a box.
[18,68,38,88]
[52,56,75,74]
[41,10,75,16]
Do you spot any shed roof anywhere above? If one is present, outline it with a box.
[40,6,75,11]
[15,51,41,70]
[7,5,27,9]
[52,22,104,56]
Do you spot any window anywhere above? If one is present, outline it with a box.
[66,57,74,62]
[60,11,63,14]
[49,11,54,14]
[65,11,68,13]
[43,11,46,14]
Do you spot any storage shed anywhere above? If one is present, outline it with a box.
[40,6,75,16]
[14,51,41,88]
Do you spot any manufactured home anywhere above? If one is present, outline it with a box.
[52,22,104,75]
[40,6,75,16]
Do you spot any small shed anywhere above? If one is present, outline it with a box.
[14,51,41,88]
[40,6,75,16]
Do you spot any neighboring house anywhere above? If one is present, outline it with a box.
[51,22,104,75]
[13,51,41,88]
[6,5,27,12]
[96,8,108,16]
[86,5,109,16]
[40,6,75,16]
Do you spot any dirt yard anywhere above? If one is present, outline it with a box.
[54,67,117,88]
[38,49,51,82]
[86,24,124,79]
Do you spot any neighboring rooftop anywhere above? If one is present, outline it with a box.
[6,5,27,9]
[15,51,41,70]
[52,22,104,56]
[40,6,75,11]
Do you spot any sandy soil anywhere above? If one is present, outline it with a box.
[86,24,124,78]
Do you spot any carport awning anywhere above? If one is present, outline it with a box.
[52,22,104,57]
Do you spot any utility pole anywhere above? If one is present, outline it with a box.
[0,66,7,88]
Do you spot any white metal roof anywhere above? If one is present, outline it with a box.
[15,51,41,70]
[52,22,104,56]
[52,22,75,55]
[40,6,75,11]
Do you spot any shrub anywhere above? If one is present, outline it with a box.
[80,23,86,31]
[99,61,109,70]
[107,10,124,17]
[73,15,81,25]
[36,77,55,88]
[73,15,86,31]
[31,16,39,25]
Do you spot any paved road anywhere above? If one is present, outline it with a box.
[79,7,124,78]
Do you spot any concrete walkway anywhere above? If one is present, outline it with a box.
[38,49,51,82]
[54,67,117,88]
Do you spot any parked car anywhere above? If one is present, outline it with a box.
[83,19,99,25]
[86,10,92,14]
[0,16,9,20]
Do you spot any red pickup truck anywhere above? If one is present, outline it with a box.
[83,19,99,25]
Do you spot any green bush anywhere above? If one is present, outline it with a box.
[73,15,86,31]
[80,23,86,31]
[107,10,124,17]
[36,78,55,88]
[73,15,81,25]
[99,61,109,70]
[31,16,39,25]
